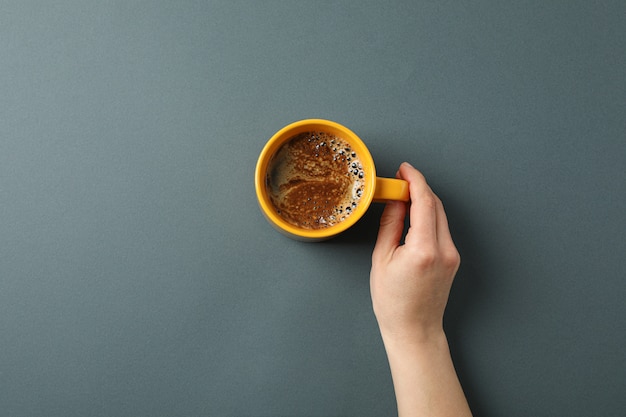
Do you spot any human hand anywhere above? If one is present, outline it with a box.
[370,163,471,416]
[370,162,461,343]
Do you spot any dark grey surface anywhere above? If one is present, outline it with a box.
[2,1,625,416]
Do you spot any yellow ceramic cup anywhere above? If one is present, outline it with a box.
[255,119,409,241]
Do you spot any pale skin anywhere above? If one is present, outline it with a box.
[371,162,472,417]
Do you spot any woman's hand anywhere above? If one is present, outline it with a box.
[370,162,471,417]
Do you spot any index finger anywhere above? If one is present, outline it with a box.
[398,163,438,246]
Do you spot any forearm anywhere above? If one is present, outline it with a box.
[381,330,472,417]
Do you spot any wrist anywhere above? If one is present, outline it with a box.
[379,324,448,353]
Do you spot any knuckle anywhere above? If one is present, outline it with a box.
[379,213,403,228]
[420,193,438,209]
[410,247,438,269]
[408,245,460,271]
[444,247,461,269]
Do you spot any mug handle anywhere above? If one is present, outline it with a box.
[373,177,410,203]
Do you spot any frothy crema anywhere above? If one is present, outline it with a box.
[266,131,366,229]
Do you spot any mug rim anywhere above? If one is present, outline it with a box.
[254,119,377,240]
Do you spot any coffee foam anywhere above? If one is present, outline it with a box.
[266,131,365,229]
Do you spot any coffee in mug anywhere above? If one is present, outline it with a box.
[266,131,366,229]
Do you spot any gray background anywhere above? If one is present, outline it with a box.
[1,1,625,416]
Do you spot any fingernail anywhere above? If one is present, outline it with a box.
[403,161,414,169]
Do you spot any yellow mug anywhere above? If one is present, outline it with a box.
[255,119,409,241]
